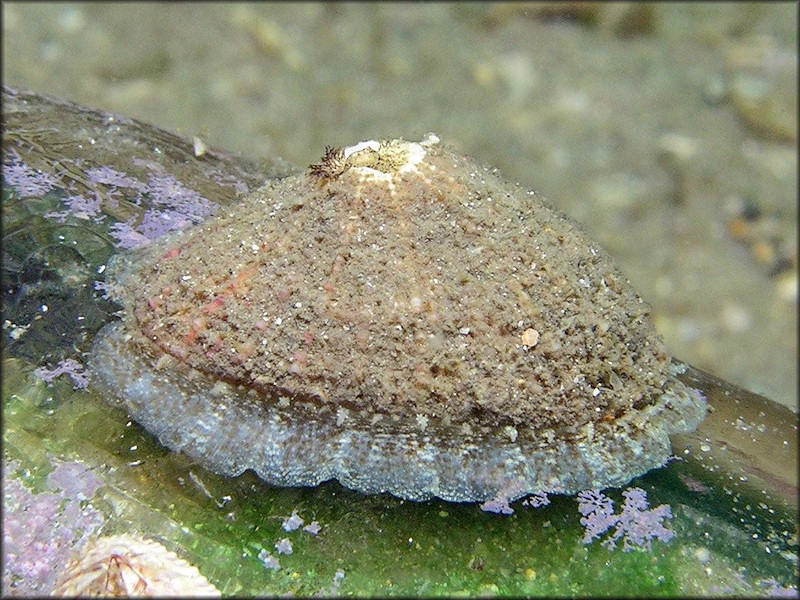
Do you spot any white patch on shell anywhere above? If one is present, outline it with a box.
[342,140,381,160]
[398,141,427,174]
[419,132,440,147]
[341,135,436,195]
[355,168,394,184]
[210,380,231,397]
[415,414,429,431]
[504,425,519,443]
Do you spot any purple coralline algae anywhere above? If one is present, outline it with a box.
[258,549,281,571]
[2,148,218,250]
[104,163,218,249]
[303,521,322,536]
[480,497,515,515]
[45,458,104,500]
[2,459,104,596]
[481,483,550,514]
[1,148,59,197]
[522,492,550,508]
[89,135,706,503]
[44,191,103,222]
[33,358,90,389]
[274,538,293,555]
[282,510,304,532]
[577,487,674,551]
[86,165,149,192]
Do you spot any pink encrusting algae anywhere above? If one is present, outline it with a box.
[33,358,90,389]
[2,459,104,596]
[2,149,224,250]
[577,487,674,551]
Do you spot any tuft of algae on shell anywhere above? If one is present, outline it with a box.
[90,134,706,502]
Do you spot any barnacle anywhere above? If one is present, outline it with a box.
[307,134,438,186]
[52,534,220,597]
[308,145,346,184]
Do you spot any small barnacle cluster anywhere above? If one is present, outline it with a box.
[308,145,347,184]
[52,534,220,597]
[308,134,438,186]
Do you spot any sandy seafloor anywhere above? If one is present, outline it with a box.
[2,2,797,410]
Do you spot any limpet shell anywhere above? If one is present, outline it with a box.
[90,135,705,502]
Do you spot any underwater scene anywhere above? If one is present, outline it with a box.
[2,4,797,597]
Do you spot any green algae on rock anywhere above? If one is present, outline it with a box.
[89,135,706,502]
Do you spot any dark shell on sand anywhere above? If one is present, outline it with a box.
[90,135,705,502]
